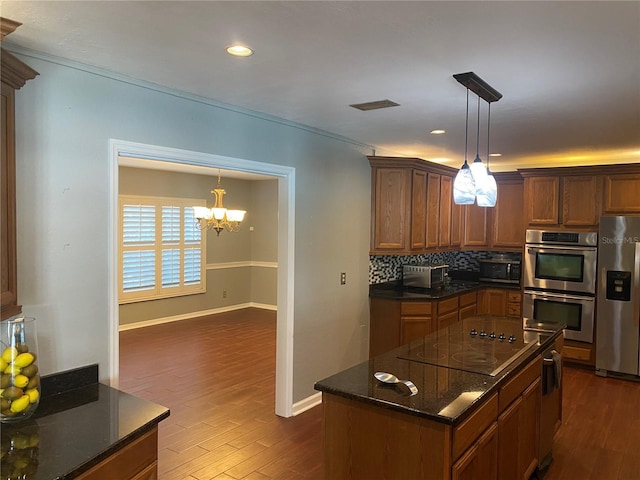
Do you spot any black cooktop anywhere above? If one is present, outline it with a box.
[397,316,540,377]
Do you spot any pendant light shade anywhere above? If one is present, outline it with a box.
[476,174,497,207]
[453,160,476,204]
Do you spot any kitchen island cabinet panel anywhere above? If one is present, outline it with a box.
[452,422,498,480]
[323,393,449,480]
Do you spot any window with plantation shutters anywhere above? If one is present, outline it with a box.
[119,195,206,303]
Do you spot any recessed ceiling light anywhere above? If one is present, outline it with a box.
[489,153,502,157]
[430,129,446,135]
[226,44,253,57]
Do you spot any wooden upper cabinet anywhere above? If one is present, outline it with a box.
[426,173,441,249]
[410,169,428,250]
[463,203,489,248]
[369,157,459,254]
[491,177,524,249]
[524,176,559,225]
[1,22,39,320]
[451,201,464,247]
[603,173,640,214]
[562,175,602,226]
[371,167,411,252]
[439,175,453,248]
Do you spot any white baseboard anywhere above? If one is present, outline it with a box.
[118,302,277,331]
[292,392,322,416]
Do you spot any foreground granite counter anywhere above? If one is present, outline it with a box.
[1,365,170,480]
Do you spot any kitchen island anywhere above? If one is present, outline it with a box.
[315,315,563,480]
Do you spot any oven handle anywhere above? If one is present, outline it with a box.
[524,290,595,302]
[526,245,597,254]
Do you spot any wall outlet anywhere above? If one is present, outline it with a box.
[340,272,347,285]
[223,290,227,298]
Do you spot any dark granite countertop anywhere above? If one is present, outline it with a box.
[315,315,563,426]
[1,365,170,480]
[369,279,521,300]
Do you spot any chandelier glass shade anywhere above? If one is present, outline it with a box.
[193,171,247,236]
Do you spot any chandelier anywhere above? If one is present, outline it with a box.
[193,170,247,236]
[452,72,502,207]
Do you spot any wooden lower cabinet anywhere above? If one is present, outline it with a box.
[370,288,516,357]
[478,288,521,317]
[400,301,434,345]
[459,291,477,321]
[76,428,159,480]
[498,379,541,480]
[453,422,499,480]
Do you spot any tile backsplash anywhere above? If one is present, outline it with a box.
[369,251,522,284]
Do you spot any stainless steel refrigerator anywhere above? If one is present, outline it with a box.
[596,215,640,377]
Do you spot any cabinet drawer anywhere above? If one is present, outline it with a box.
[564,344,591,361]
[506,291,521,304]
[499,356,541,412]
[507,303,521,317]
[438,297,459,315]
[453,393,498,460]
[459,291,477,308]
[400,302,432,316]
[76,428,158,480]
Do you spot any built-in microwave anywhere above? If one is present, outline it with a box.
[479,258,521,285]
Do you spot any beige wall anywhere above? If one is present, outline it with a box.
[118,166,278,325]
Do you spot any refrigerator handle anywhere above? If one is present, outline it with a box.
[635,243,640,327]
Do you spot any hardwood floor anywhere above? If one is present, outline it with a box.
[120,309,640,480]
[119,308,323,480]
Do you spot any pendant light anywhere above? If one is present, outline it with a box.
[476,102,497,207]
[453,89,476,205]
[452,72,502,207]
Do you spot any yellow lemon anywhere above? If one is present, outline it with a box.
[1,347,17,364]
[0,357,7,372]
[9,394,30,413]
[13,375,29,389]
[25,388,39,404]
[4,365,21,375]
[13,353,34,368]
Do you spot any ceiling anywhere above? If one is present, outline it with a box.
[2,1,640,173]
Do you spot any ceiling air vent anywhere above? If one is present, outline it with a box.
[349,99,400,111]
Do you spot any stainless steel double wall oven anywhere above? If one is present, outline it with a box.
[523,230,598,343]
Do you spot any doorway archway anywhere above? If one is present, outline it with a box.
[108,139,296,417]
